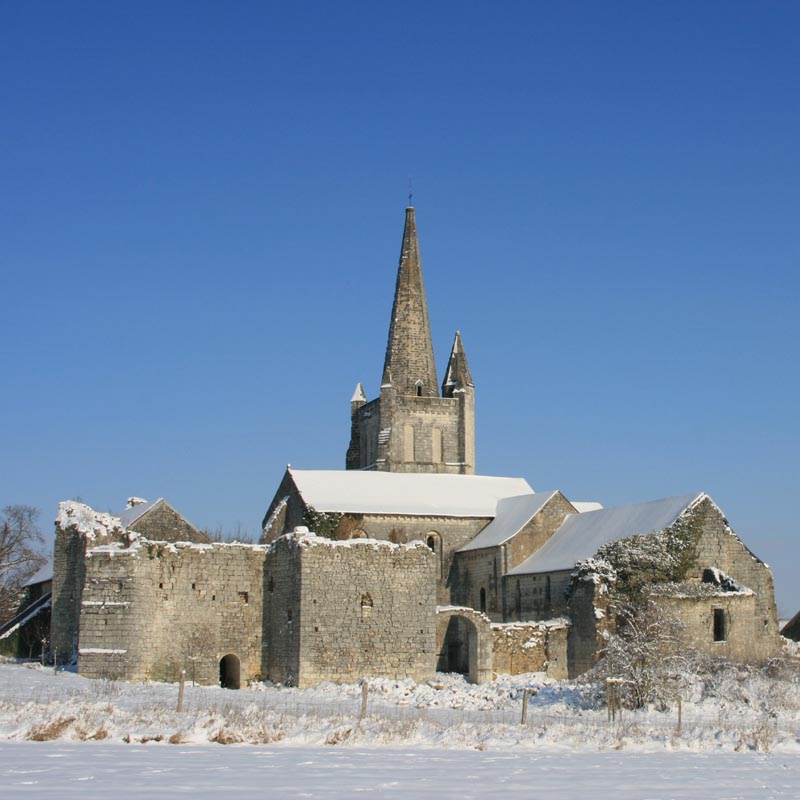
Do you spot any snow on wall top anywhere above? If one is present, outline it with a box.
[56,501,124,541]
[508,493,705,576]
[288,469,534,517]
[458,492,557,551]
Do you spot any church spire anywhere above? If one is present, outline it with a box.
[382,207,439,397]
[442,330,474,397]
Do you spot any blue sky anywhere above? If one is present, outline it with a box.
[2,2,799,612]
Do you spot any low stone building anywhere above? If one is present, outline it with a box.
[49,206,783,687]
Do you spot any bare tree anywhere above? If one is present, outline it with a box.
[0,505,46,623]
[599,600,687,709]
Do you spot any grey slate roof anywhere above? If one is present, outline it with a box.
[508,492,704,576]
[458,491,558,552]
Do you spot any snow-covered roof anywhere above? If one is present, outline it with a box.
[119,498,162,528]
[458,492,558,552]
[571,501,603,513]
[508,493,704,576]
[288,469,535,518]
[23,561,53,587]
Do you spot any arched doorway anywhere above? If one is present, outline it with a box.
[219,653,241,689]
[435,608,493,684]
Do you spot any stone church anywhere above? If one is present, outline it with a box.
[50,208,782,688]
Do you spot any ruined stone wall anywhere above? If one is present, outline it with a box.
[78,541,266,685]
[266,532,437,688]
[652,591,758,662]
[130,501,209,543]
[50,505,125,663]
[491,620,569,680]
[681,498,780,661]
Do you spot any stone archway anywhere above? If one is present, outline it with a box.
[219,653,241,689]
[435,607,493,684]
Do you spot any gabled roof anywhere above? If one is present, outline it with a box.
[288,469,534,518]
[458,491,559,552]
[508,492,704,576]
[119,498,162,529]
[23,561,53,587]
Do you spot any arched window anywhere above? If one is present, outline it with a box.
[432,427,442,463]
[415,381,423,397]
[479,587,487,613]
[426,535,436,552]
[404,424,415,462]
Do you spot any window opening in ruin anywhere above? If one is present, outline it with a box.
[267,577,274,594]
[219,653,241,689]
[480,588,486,613]
[192,583,196,590]
[238,591,248,604]
[713,608,726,642]
[416,381,423,396]
[361,592,374,619]
[426,535,436,552]
[159,582,163,589]
[287,609,292,622]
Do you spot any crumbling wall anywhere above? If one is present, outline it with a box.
[491,619,569,679]
[50,502,125,663]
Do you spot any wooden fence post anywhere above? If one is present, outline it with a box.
[676,695,682,735]
[521,689,530,725]
[177,669,186,712]
[359,680,369,723]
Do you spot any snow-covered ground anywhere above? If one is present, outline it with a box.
[2,743,800,799]
[1,659,799,797]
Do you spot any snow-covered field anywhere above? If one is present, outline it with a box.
[2,743,800,799]
[1,660,799,797]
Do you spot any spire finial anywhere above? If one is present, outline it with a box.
[408,177,413,207]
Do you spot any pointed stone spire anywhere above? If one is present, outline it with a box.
[350,383,366,403]
[382,207,439,397]
[442,330,474,397]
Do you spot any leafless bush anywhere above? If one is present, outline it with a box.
[597,600,687,709]
[27,716,76,741]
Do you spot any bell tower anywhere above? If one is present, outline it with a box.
[346,208,475,474]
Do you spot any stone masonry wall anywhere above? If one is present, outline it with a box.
[129,501,209,543]
[653,592,758,662]
[266,532,437,688]
[50,505,125,663]
[511,569,573,622]
[78,541,266,685]
[681,497,780,662]
[491,621,569,680]
[451,547,505,621]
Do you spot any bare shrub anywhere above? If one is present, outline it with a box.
[168,731,186,744]
[210,726,244,745]
[598,600,687,709]
[325,726,353,745]
[27,716,76,741]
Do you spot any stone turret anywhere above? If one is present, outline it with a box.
[346,207,476,474]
